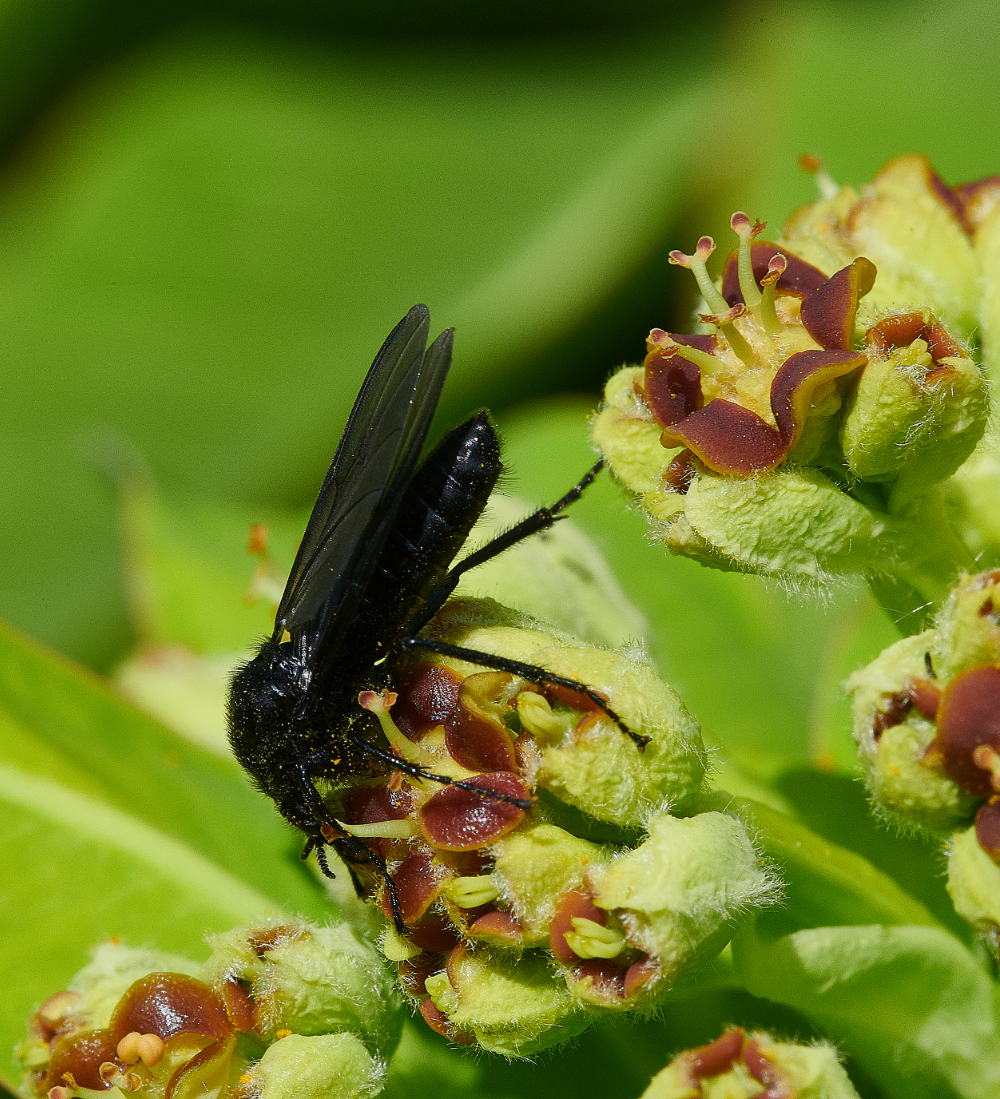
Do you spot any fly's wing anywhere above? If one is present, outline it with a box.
[275,305,453,653]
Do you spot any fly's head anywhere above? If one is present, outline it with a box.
[227,639,314,798]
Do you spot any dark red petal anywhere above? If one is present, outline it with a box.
[572,959,625,1000]
[690,1026,745,1079]
[444,706,516,774]
[418,997,475,1045]
[164,1034,237,1099]
[906,677,941,721]
[661,399,785,476]
[866,312,926,354]
[623,957,659,999]
[392,664,462,739]
[408,913,461,954]
[873,690,912,740]
[341,783,409,825]
[246,924,305,957]
[445,943,468,985]
[867,312,963,365]
[109,974,232,1043]
[341,783,410,860]
[924,321,963,362]
[549,889,606,964]
[770,349,867,448]
[644,351,704,428]
[419,773,528,851]
[799,258,876,350]
[743,1037,782,1088]
[722,242,828,305]
[935,664,1000,797]
[664,449,698,494]
[542,683,607,714]
[219,979,255,1033]
[382,848,442,924]
[954,176,1000,232]
[976,797,1000,864]
[45,1029,118,1091]
[468,910,524,946]
[671,333,718,352]
[927,167,973,234]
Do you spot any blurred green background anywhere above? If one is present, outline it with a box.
[5,3,1000,1096]
[3,0,998,673]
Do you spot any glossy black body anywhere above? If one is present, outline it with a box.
[228,409,502,836]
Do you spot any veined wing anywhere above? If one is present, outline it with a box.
[275,305,452,649]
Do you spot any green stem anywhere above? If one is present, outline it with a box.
[869,487,976,634]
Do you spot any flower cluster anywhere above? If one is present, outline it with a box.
[846,569,1000,945]
[328,598,776,1055]
[16,922,399,1099]
[641,1026,860,1099]
[593,155,996,601]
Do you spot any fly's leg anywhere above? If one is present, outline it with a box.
[293,751,409,933]
[410,460,604,633]
[347,731,533,810]
[397,635,650,750]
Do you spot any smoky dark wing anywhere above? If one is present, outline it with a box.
[275,305,453,645]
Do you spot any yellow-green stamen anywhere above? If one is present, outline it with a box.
[445,875,501,908]
[563,917,627,959]
[731,211,763,310]
[358,689,437,767]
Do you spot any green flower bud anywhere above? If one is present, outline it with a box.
[946,823,1000,951]
[846,570,1000,836]
[642,1025,860,1099]
[932,568,1000,678]
[595,160,994,605]
[677,464,890,582]
[590,812,779,988]
[200,920,401,1052]
[454,492,648,650]
[490,822,603,945]
[432,599,706,824]
[244,1032,383,1099]
[840,313,986,509]
[432,946,586,1057]
[846,631,977,833]
[783,155,979,338]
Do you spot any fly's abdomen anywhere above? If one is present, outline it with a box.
[349,412,502,660]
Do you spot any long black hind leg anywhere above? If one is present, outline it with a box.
[409,460,604,634]
[397,635,650,750]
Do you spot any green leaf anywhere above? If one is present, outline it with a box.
[0,25,711,666]
[734,919,1000,1099]
[0,617,339,1088]
[0,761,278,1078]
[0,621,327,913]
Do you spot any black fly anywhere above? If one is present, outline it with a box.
[228,305,645,930]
